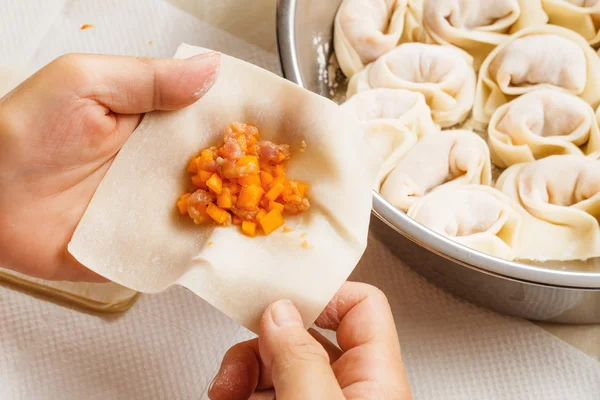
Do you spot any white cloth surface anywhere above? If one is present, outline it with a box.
[0,1,599,399]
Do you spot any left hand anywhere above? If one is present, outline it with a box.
[0,52,220,281]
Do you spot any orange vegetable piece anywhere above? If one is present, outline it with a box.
[238,155,258,168]
[238,174,261,187]
[265,183,285,202]
[207,173,223,194]
[199,170,213,182]
[242,221,257,237]
[274,164,286,177]
[259,209,284,235]
[260,171,274,188]
[237,184,264,210]
[256,209,268,221]
[217,191,233,209]
[233,216,242,225]
[188,157,199,173]
[269,201,284,213]
[189,203,210,224]
[191,175,207,189]
[206,203,231,225]
[177,193,190,215]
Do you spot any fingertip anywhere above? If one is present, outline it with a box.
[186,52,221,100]
[208,340,260,400]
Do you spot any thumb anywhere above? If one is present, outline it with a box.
[40,51,220,114]
[258,300,344,400]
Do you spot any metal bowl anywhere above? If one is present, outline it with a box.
[276,0,600,323]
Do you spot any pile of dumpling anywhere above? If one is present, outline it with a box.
[336,0,600,262]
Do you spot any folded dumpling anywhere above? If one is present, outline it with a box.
[404,0,547,69]
[348,43,476,127]
[488,89,600,168]
[543,0,600,45]
[408,185,525,260]
[334,0,407,78]
[474,25,600,124]
[380,129,492,211]
[496,154,600,261]
[341,88,439,188]
[68,44,375,333]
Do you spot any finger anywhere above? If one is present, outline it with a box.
[258,300,345,400]
[308,328,343,364]
[249,390,275,400]
[208,340,261,400]
[316,282,412,399]
[45,52,220,114]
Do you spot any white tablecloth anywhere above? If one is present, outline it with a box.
[1,1,598,399]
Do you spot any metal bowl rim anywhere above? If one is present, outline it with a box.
[276,0,600,290]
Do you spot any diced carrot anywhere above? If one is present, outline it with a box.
[191,175,208,189]
[269,176,286,189]
[274,164,286,177]
[259,209,284,235]
[260,171,274,188]
[283,225,293,233]
[189,204,210,224]
[237,185,265,210]
[269,201,284,213]
[242,221,257,237]
[256,209,268,221]
[188,157,199,173]
[301,240,310,249]
[233,216,242,225]
[207,173,223,194]
[265,183,285,202]
[238,174,261,187]
[238,155,258,168]
[217,191,233,209]
[206,203,231,225]
[177,193,190,215]
[276,152,287,163]
[225,182,240,195]
[199,170,213,182]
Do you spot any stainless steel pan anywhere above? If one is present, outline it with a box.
[276,0,600,323]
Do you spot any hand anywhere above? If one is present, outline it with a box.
[0,52,220,282]
[208,282,413,400]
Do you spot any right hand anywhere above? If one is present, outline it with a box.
[208,282,413,400]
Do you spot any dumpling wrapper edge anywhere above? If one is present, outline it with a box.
[67,44,375,333]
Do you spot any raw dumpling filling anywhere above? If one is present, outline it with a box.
[348,42,476,127]
[177,122,310,236]
[488,89,600,167]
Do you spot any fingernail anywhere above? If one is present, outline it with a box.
[187,52,221,98]
[270,300,304,328]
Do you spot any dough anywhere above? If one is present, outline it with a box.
[380,129,492,211]
[496,154,600,261]
[407,185,525,260]
[404,0,547,69]
[68,44,376,333]
[334,0,407,78]
[488,89,600,167]
[348,43,476,127]
[543,0,600,45]
[340,88,439,188]
[473,25,600,124]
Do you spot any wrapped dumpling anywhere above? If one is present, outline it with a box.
[334,0,407,78]
[341,88,439,187]
[68,45,376,333]
[496,154,600,261]
[404,0,547,69]
[474,25,600,124]
[488,89,600,168]
[543,0,600,46]
[408,185,525,260]
[348,43,476,127]
[380,129,492,211]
